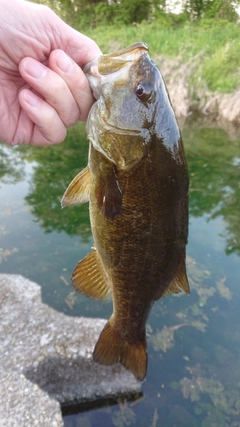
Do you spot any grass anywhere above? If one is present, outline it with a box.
[81,19,240,93]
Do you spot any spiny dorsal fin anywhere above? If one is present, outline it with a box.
[162,262,190,298]
[93,316,147,381]
[72,249,111,300]
[61,166,90,207]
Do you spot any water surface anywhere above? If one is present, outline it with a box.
[0,121,240,426]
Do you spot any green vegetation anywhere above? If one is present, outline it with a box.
[42,0,239,27]
[37,0,240,93]
[86,19,240,93]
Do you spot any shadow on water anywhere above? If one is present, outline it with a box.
[61,393,144,418]
[1,118,240,426]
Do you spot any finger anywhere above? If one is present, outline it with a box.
[19,89,67,145]
[19,57,80,127]
[49,49,95,121]
[58,25,102,67]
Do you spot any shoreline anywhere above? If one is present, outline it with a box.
[157,55,240,135]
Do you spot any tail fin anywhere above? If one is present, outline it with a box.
[93,318,147,381]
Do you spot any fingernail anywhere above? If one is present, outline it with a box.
[56,52,74,73]
[25,60,47,79]
[23,90,40,107]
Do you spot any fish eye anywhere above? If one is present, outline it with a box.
[136,84,144,97]
[135,80,152,101]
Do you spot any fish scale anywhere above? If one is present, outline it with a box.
[61,42,189,381]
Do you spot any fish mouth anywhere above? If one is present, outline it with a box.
[85,43,152,170]
[98,42,148,75]
[84,42,149,100]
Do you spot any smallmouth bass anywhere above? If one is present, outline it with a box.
[61,42,189,381]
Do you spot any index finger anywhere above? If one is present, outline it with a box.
[49,49,96,121]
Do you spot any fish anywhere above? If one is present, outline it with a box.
[61,42,189,381]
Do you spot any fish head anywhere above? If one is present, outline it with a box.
[84,42,165,171]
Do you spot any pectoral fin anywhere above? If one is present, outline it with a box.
[96,165,122,220]
[72,249,111,300]
[61,166,90,207]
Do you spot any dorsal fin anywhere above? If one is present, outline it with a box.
[155,260,190,299]
[172,261,190,295]
[61,166,90,207]
[72,249,111,300]
[163,261,190,298]
[162,282,182,298]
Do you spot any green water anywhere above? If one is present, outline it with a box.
[0,120,240,426]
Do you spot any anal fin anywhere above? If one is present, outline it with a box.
[72,249,111,300]
[61,166,90,207]
[93,316,147,381]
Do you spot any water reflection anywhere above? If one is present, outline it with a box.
[0,120,240,426]
[0,144,26,184]
[22,124,91,237]
[183,126,240,256]
[1,122,239,254]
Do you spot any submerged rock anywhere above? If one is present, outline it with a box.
[0,274,141,427]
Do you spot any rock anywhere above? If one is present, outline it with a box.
[0,274,141,427]
[0,370,62,427]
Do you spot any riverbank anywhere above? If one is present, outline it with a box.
[155,54,240,134]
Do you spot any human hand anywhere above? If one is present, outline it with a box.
[0,0,101,146]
